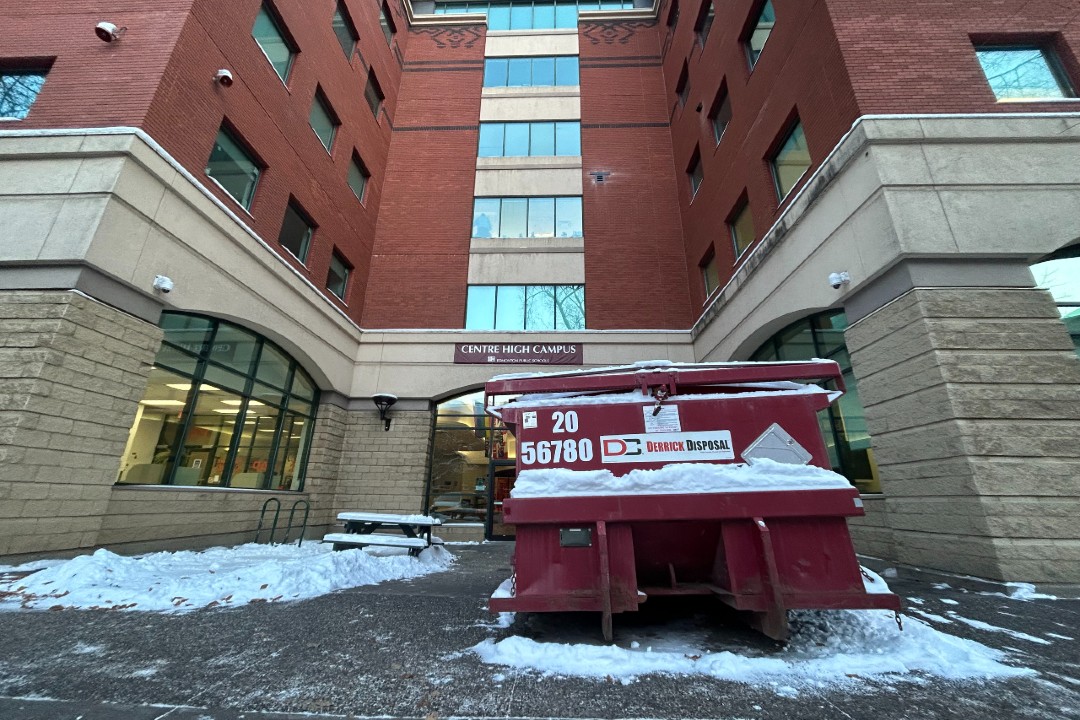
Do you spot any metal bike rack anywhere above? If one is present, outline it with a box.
[255,497,311,546]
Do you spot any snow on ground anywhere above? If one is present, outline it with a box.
[512,459,852,498]
[473,608,1033,691]
[0,542,454,612]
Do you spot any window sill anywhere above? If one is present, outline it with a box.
[204,175,255,219]
[470,236,584,253]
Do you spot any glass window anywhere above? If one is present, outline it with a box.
[252,4,295,82]
[504,123,531,155]
[555,121,581,155]
[510,4,533,28]
[555,196,583,237]
[676,63,690,107]
[495,286,527,330]
[331,2,358,58]
[666,0,680,28]
[532,57,556,86]
[327,251,350,300]
[710,89,731,144]
[278,199,314,263]
[555,56,580,85]
[206,126,261,210]
[478,123,505,156]
[309,90,339,151]
[507,58,532,86]
[488,4,512,29]
[534,3,556,28]
[348,153,370,202]
[0,68,48,120]
[365,71,384,117]
[473,198,501,237]
[528,197,556,238]
[771,120,810,200]
[484,58,509,87]
[1032,255,1080,355]
[554,2,578,28]
[555,285,585,329]
[531,122,556,155]
[524,286,556,330]
[465,286,497,328]
[501,198,528,237]
[380,2,397,44]
[701,251,719,297]
[695,0,715,46]
[730,200,755,257]
[746,0,775,69]
[119,313,318,491]
[688,150,703,197]
[975,46,1074,100]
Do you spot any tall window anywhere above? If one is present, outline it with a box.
[380,2,397,44]
[770,119,810,200]
[472,197,583,238]
[309,89,340,151]
[745,0,775,69]
[0,66,49,120]
[252,3,296,82]
[331,1,359,58]
[687,148,703,198]
[206,125,262,210]
[118,313,318,491]
[701,250,719,298]
[709,87,731,144]
[484,57,580,87]
[278,199,314,263]
[975,46,1075,101]
[478,122,581,157]
[666,0,680,29]
[365,70,385,117]
[465,285,585,330]
[675,62,690,107]
[348,153,370,202]
[694,0,715,46]
[327,251,351,300]
[729,199,754,258]
[750,311,880,494]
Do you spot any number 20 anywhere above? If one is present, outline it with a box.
[552,410,579,433]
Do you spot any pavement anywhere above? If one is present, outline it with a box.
[0,542,1078,720]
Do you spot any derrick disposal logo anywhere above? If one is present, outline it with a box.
[599,431,735,464]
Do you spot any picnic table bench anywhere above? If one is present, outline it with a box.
[323,512,443,556]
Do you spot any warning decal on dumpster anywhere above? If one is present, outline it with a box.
[599,431,735,464]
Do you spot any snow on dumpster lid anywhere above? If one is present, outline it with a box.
[510,458,853,498]
[490,358,836,381]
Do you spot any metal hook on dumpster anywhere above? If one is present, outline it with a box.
[651,385,670,416]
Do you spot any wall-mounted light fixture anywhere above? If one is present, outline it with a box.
[372,393,398,431]
[95,22,127,43]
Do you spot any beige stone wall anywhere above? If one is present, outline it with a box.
[847,496,895,560]
[847,287,1080,582]
[0,290,162,556]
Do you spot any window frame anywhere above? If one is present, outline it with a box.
[380,1,398,45]
[708,84,731,145]
[973,44,1076,101]
[700,248,720,299]
[675,61,690,108]
[252,2,298,84]
[309,87,340,152]
[465,284,586,330]
[205,124,264,211]
[326,250,352,301]
[687,147,703,199]
[744,0,775,71]
[694,0,715,47]
[331,1,359,59]
[277,198,316,265]
[0,63,51,120]
[477,121,581,157]
[769,117,810,202]
[348,152,371,203]
[728,196,755,259]
[666,0,680,30]
[364,70,385,118]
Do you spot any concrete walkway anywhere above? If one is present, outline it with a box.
[0,542,1077,720]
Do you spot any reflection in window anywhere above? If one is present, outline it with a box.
[701,250,719,298]
[206,126,261,210]
[750,311,880,493]
[729,199,754,258]
[1032,255,1080,355]
[687,148,703,197]
[483,56,580,87]
[745,0,775,69]
[695,0,715,46]
[252,4,296,82]
[0,68,48,120]
[472,197,583,238]
[348,153,370,201]
[309,89,339,151]
[465,285,585,330]
[771,119,810,200]
[278,199,314,263]
[327,251,351,300]
[975,46,1074,101]
[118,313,317,491]
[331,1,358,57]
[365,70,385,117]
[709,88,731,144]
[478,122,581,157]
[380,2,397,44]
[432,1,636,29]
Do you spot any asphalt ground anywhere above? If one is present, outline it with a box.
[0,542,1077,720]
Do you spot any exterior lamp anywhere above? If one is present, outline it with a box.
[372,393,397,431]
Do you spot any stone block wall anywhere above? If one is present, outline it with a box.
[847,286,1080,582]
[0,290,162,556]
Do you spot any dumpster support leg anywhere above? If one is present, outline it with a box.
[751,517,789,642]
[597,521,614,642]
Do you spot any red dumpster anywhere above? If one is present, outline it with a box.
[485,361,901,641]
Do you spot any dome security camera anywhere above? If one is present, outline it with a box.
[828,271,851,290]
[215,69,234,87]
[94,22,125,42]
[152,275,174,294]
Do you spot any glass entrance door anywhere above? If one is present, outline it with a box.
[486,460,517,540]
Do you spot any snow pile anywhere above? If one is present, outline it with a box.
[511,459,852,498]
[472,609,1032,689]
[0,542,454,613]
[491,358,836,381]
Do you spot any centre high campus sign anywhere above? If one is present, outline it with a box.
[453,343,583,365]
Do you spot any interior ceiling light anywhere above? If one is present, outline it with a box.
[213,408,241,414]
[220,400,264,406]
[140,400,186,407]
[166,383,192,391]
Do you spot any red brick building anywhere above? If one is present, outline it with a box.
[1,0,1079,583]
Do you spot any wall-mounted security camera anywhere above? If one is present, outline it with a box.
[94,22,126,42]
[828,271,851,290]
[152,275,174,294]
[215,69,234,87]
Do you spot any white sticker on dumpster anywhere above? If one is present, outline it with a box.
[599,431,734,464]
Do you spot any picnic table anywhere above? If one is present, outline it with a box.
[322,512,443,556]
